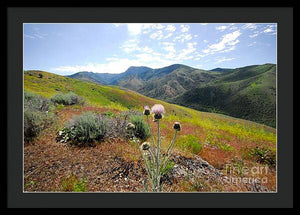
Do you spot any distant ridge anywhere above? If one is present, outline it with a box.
[68,63,276,127]
[210,68,233,72]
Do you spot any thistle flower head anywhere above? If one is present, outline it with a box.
[151,104,165,115]
[143,106,151,116]
[151,104,165,120]
[141,142,151,151]
[126,122,135,130]
[173,122,181,131]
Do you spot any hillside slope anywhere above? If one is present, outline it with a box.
[172,64,276,127]
[24,70,277,191]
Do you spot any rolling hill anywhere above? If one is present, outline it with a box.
[68,63,276,127]
[24,70,277,192]
[172,64,276,127]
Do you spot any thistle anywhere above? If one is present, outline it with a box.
[126,122,135,130]
[141,142,151,151]
[130,104,180,192]
[173,122,181,131]
[143,106,151,116]
[151,104,165,120]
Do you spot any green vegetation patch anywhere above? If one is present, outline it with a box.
[176,135,203,154]
[61,173,87,192]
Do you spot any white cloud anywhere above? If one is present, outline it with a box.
[264,28,273,33]
[162,42,176,53]
[141,46,154,53]
[165,24,176,32]
[152,24,165,30]
[261,24,277,35]
[127,24,144,35]
[126,23,166,36]
[202,30,241,54]
[263,27,276,34]
[150,30,164,40]
[249,33,259,38]
[200,23,208,25]
[180,24,190,32]
[216,57,235,64]
[216,25,229,32]
[121,39,140,53]
[173,33,192,43]
[242,23,257,30]
[220,46,236,53]
[174,42,197,60]
[164,33,173,39]
[230,26,238,30]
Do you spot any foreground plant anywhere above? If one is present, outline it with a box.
[128,104,180,192]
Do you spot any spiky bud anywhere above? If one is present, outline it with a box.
[143,106,151,116]
[141,142,151,151]
[126,122,135,130]
[173,122,181,131]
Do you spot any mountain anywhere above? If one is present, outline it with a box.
[137,65,220,100]
[210,68,233,73]
[67,63,276,127]
[68,64,222,98]
[68,71,119,85]
[172,64,276,127]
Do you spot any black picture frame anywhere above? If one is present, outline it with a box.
[6,6,293,208]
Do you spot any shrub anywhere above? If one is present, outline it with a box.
[51,92,85,106]
[60,112,108,146]
[130,115,150,141]
[176,135,203,154]
[24,91,53,112]
[250,146,276,167]
[24,91,55,143]
[61,173,87,192]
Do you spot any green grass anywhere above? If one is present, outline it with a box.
[61,173,87,192]
[175,135,203,154]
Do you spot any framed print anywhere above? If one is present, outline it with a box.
[6,6,293,208]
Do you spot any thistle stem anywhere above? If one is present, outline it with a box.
[156,120,161,191]
[146,115,156,164]
[161,130,177,170]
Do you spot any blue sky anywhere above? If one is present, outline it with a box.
[24,23,277,75]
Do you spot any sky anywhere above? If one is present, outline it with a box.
[24,23,277,75]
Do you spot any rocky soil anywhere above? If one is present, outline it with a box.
[24,107,270,192]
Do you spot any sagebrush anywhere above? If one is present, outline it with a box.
[51,92,85,106]
[24,91,55,143]
[61,112,108,146]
